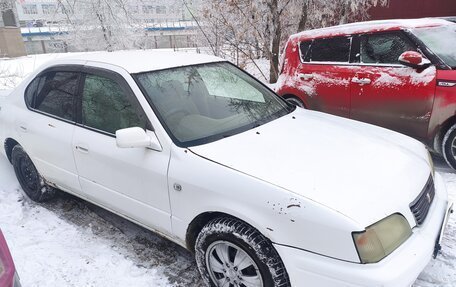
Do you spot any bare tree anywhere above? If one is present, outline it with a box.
[190,0,387,83]
[53,0,157,52]
[0,0,13,13]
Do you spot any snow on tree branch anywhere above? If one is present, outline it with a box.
[189,0,387,83]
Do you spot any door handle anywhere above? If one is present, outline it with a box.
[352,77,371,85]
[75,145,89,153]
[298,73,314,81]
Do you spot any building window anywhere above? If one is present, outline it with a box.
[23,4,38,15]
[142,5,154,14]
[129,5,139,14]
[42,4,57,15]
[156,6,166,14]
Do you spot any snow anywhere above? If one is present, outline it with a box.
[373,72,402,87]
[0,155,201,287]
[291,18,449,41]
[276,70,349,96]
[42,50,224,74]
[243,58,271,84]
[0,53,85,90]
[0,50,224,90]
[394,66,437,86]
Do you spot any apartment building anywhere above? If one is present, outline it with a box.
[15,0,186,26]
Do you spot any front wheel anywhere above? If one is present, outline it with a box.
[195,217,290,287]
[11,145,56,202]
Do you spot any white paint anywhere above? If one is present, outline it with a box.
[0,54,452,287]
[190,108,432,228]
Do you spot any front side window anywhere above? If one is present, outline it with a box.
[361,32,416,65]
[82,74,145,135]
[34,71,79,121]
[310,37,351,62]
[135,63,291,146]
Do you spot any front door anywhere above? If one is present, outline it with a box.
[72,68,172,234]
[350,32,436,140]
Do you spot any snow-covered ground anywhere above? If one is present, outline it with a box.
[0,52,455,286]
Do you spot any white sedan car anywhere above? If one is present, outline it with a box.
[0,51,453,287]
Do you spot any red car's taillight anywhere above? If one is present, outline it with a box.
[0,230,16,287]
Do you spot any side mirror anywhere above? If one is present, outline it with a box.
[116,127,162,151]
[398,51,431,69]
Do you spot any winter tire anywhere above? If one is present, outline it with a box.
[11,145,56,202]
[285,97,305,108]
[195,217,290,287]
[442,124,456,170]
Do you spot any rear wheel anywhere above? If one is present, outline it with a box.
[284,97,305,108]
[11,145,56,202]
[195,217,290,287]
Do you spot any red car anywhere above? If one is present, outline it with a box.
[0,230,21,287]
[276,19,456,168]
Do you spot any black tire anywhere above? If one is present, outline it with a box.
[11,145,56,202]
[285,97,305,108]
[195,217,290,287]
[442,125,456,170]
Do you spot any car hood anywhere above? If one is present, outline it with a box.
[189,108,432,227]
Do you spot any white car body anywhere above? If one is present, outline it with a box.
[0,50,452,287]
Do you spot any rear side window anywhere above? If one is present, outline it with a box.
[81,74,146,135]
[310,37,351,62]
[361,33,416,64]
[299,41,312,62]
[25,77,41,107]
[34,71,79,121]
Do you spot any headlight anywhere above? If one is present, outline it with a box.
[428,151,435,177]
[353,214,412,263]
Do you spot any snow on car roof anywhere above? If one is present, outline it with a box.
[291,18,451,40]
[51,50,225,74]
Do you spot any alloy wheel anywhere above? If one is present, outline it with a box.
[206,241,263,287]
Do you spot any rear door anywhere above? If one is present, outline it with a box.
[296,36,354,117]
[72,66,172,234]
[19,67,82,192]
[350,31,436,140]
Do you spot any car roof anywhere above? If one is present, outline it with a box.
[291,18,451,41]
[47,50,225,74]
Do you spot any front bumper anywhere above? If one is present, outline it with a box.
[275,173,453,287]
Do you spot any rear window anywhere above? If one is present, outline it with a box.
[309,37,351,62]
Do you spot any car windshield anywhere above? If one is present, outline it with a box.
[413,25,456,69]
[135,62,292,146]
